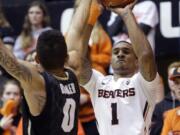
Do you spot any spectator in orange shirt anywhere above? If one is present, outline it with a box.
[161,107,180,135]
[78,120,85,135]
[89,21,112,75]
[151,62,180,135]
[161,67,180,135]
[0,79,22,135]
[16,118,22,135]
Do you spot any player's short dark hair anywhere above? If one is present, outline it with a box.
[36,29,68,70]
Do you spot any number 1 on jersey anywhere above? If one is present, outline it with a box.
[111,103,119,125]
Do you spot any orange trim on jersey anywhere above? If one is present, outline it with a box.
[90,28,112,75]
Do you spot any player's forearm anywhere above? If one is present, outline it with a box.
[121,9,156,80]
[0,41,32,82]
[79,24,93,56]
[121,10,153,58]
[66,0,92,52]
[76,25,93,85]
[79,1,102,57]
[73,0,92,33]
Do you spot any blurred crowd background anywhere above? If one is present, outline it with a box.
[0,0,179,134]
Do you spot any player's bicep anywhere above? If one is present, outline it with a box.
[83,69,103,94]
[18,60,45,89]
[138,51,157,81]
[137,72,161,105]
[66,29,81,52]
[18,61,46,116]
[68,50,92,85]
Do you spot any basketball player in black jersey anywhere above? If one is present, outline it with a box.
[0,0,92,134]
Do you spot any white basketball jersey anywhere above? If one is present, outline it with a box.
[83,69,160,135]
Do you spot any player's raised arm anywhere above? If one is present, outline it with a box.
[0,39,32,83]
[0,38,44,85]
[111,3,157,81]
[66,0,102,85]
[0,39,45,115]
[66,0,92,52]
[65,0,92,84]
[79,1,103,85]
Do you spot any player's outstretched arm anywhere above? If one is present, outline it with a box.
[0,39,45,116]
[66,0,92,52]
[66,0,102,85]
[65,0,92,85]
[78,1,103,85]
[111,3,157,81]
[0,40,32,83]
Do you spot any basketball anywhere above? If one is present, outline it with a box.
[100,0,135,8]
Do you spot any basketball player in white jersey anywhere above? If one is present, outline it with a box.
[68,2,161,135]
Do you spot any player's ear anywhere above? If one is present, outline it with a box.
[65,54,69,62]
[35,54,40,64]
[65,54,69,63]
[135,58,139,69]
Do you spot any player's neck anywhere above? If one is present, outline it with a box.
[47,68,68,79]
[113,71,136,81]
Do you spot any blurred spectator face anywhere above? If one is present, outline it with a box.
[172,77,180,101]
[2,82,21,105]
[28,6,44,27]
[168,68,176,90]
[168,67,180,100]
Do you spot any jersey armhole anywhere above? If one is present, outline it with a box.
[29,72,52,121]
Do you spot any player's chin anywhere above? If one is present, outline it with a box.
[116,65,127,71]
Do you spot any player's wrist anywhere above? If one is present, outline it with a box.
[120,9,131,20]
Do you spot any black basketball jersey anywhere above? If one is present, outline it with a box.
[22,68,80,135]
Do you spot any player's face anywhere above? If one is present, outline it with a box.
[2,83,21,104]
[111,42,137,75]
[28,6,44,27]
